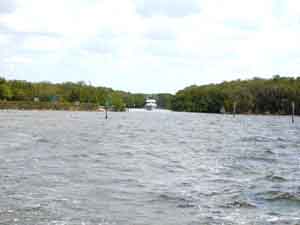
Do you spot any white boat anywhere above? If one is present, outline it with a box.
[145,99,157,111]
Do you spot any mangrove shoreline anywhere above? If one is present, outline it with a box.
[1,75,300,115]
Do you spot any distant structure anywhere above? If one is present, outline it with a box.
[233,102,237,117]
[145,98,157,111]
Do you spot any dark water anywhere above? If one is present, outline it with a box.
[0,110,300,225]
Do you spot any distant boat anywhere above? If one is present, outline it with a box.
[145,99,157,111]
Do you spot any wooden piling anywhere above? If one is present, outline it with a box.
[105,97,110,120]
[292,101,295,123]
[105,108,108,120]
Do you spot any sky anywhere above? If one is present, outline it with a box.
[0,0,300,93]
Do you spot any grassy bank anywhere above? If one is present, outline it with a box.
[0,101,100,111]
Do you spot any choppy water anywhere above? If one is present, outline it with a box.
[0,110,300,225]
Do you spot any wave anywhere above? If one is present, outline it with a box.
[71,153,89,158]
[151,192,197,209]
[237,155,276,163]
[265,149,275,154]
[36,138,50,143]
[240,136,289,143]
[265,173,287,182]
[224,200,257,209]
[258,191,300,202]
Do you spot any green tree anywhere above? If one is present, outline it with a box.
[111,93,125,111]
[0,84,13,100]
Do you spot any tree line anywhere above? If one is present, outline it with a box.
[171,75,300,115]
[0,77,173,110]
[1,76,299,114]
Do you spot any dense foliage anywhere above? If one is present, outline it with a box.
[0,78,173,110]
[0,78,126,111]
[171,76,300,115]
[2,76,299,114]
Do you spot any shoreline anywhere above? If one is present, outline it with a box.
[0,101,125,112]
[0,108,298,117]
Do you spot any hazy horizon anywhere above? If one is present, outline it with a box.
[1,0,300,93]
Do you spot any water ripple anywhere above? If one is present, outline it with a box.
[0,111,299,225]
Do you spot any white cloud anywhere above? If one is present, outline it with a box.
[0,33,11,45]
[0,0,300,93]
[142,16,178,40]
[4,55,32,64]
[199,0,273,24]
[0,0,16,14]
[22,36,64,51]
[1,0,142,35]
[136,0,201,17]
